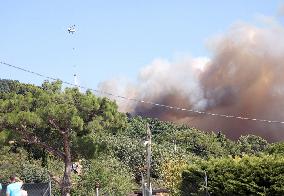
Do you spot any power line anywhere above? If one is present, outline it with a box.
[1,60,284,125]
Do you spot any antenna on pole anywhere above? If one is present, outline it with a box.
[74,73,78,87]
[73,68,81,91]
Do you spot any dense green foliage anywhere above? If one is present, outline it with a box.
[0,147,49,184]
[181,155,284,196]
[73,157,135,195]
[0,79,284,195]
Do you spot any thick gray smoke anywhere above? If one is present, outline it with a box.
[99,21,284,141]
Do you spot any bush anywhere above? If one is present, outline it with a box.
[0,146,49,184]
[73,157,136,196]
[180,155,284,196]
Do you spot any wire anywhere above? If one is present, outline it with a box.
[1,60,284,125]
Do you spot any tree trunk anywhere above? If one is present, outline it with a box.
[61,133,72,196]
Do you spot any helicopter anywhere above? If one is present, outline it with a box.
[68,25,76,34]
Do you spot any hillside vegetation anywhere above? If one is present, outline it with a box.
[0,79,283,195]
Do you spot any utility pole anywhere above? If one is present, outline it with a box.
[95,181,100,196]
[142,123,152,196]
[146,124,152,190]
[173,139,177,152]
[204,171,209,196]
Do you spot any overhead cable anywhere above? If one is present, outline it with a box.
[1,60,284,125]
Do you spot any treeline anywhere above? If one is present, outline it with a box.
[0,79,283,195]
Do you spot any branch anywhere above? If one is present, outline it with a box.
[48,171,62,186]
[16,126,65,160]
[48,119,67,135]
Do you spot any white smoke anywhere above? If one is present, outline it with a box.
[99,18,284,141]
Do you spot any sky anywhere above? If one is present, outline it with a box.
[2,1,284,140]
[1,1,283,89]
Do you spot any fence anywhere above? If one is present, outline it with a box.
[0,182,51,196]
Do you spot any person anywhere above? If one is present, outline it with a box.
[71,159,82,175]
[6,175,26,196]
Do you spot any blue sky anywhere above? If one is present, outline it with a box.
[0,0,283,90]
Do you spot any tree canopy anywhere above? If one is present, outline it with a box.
[0,79,127,195]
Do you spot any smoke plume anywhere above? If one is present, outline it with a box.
[99,21,284,141]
